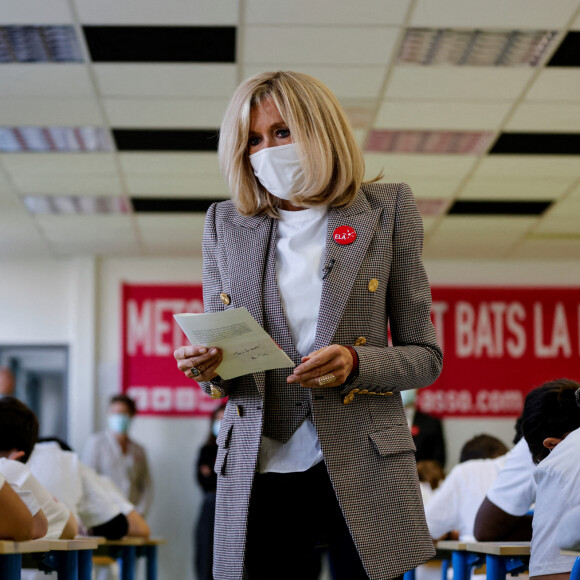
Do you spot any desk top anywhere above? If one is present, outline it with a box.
[436,540,468,551]
[101,537,166,547]
[0,540,52,554]
[561,549,580,557]
[48,537,102,551]
[465,541,531,556]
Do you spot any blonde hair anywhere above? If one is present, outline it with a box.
[218,71,375,217]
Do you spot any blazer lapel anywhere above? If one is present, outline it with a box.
[227,212,273,398]
[313,191,383,350]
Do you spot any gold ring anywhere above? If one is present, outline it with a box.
[317,373,336,386]
[191,367,201,377]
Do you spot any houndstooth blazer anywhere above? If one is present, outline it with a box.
[199,182,443,580]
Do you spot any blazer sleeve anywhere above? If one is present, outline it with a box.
[197,202,234,398]
[345,183,443,394]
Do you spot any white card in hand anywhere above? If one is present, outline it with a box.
[174,307,294,380]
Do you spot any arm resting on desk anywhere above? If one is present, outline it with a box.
[126,510,150,537]
[59,512,79,539]
[0,481,36,540]
[474,497,532,541]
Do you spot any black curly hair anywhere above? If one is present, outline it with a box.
[521,378,580,464]
[0,397,39,463]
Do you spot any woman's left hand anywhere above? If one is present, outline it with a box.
[287,345,353,388]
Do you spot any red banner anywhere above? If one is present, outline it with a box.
[122,284,223,416]
[122,283,580,418]
[421,287,580,418]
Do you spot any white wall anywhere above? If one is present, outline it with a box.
[2,255,580,579]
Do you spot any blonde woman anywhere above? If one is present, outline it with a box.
[175,71,442,580]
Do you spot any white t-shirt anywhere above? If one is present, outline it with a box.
[424,455,507,541]
[530,426,580,576]
[0,457,69,539]
[258,206,328,474]
[486,438,536,516]
[28,442,126,529]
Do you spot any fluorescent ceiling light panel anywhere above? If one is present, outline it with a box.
[0,26,83,62]
[398,28,558,67]
[0,127,111,152]
[365,131,495,154]
[23,196,131,215]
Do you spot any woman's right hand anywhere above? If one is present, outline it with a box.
[174,345,223,383]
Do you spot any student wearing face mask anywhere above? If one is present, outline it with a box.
[174,71,442,580]
[83,394,153,516]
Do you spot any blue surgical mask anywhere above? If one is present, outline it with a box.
[212,420,221,438]
[108,413,131,434]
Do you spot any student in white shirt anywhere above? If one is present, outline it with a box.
[474,435,535,541]
[0,472,38,540]
[83,394,153,516]
[424,434,508,541]
[29,441,150,539]
[520,378,580,580]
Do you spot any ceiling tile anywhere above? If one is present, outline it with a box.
[458,177,572,200]
[136,214,205,256]
[0,0,73,24]
[10,173,124,196]
[0,99,102,126]
[410,0,580,29]
[103,98,229,128]
[124,174,229,197]
[245,0,411,25]
[364,153,478,180]
[243,26,400,66]
[118,153,220,175]
[505,103,580,132]
[0,213,53,258]
[375,101,512,130]
[424,215,537,258]
[402,177,465,199]
[93,64,238,98]
[0,65,95,98]
[36,214,140,255]
[525,69,580,102]
[74,0,238,25]
[384,67,534,101]
[241,65,387,101]
[475,156,580,178]
[510,238,580,259]
[1,153,118,175]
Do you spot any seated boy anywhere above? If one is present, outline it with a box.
[0,472,41,540]
[0,397,76,539]
[28,439,150,539]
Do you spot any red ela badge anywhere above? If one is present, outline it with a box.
[333,225,356,245]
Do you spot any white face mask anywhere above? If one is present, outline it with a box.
[249,143,305,201]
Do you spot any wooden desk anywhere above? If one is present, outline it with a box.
[560,549,580,580]
[44,537,102,580]
[94,537,166,580]
[0,540,52,580]
[436,540,484,580]
[465,541,530,580]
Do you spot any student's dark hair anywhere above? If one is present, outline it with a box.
[0,397,39,463]
[513,415,523,445]
[37,436,73,452]
[110,394,137,416]
[521,378,580,464]
[459,434,508,463]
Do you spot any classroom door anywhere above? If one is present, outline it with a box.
[0,345,69,444]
